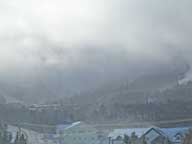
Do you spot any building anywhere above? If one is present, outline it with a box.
[28,104,60,111]
[161,127,189,144]
[56,121,108,144]
[108,126,191,144]
[141,127,169,144]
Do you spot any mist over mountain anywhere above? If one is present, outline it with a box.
[0,51,189,104]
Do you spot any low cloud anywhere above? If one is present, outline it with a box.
[0,0,192,102]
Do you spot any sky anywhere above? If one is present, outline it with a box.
[0,0,192,66]
[0,0,192,102]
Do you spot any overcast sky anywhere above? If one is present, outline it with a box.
[0,0,192,69]
[0,0,192,102]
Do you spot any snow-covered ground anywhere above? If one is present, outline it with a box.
[7,125,57,144]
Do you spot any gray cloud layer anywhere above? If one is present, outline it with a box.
[0,0,192,102]
[1,0,192,65]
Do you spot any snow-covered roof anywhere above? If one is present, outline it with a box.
[64,121,83,130]
[161,127,190,141]
[143,127,168,137]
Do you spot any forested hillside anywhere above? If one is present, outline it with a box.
[1,80,192,126]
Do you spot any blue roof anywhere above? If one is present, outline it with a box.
[160,127,190,140]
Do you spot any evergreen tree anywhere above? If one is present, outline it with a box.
[123,134,130,144]
[0,123,12,144]
[14,131,27,144]
[183,129,192,144]
[140,136,147,144]
[19,134,27,144]
[164,138,171,144]
[130,132,138,144]
[14,131,19,144]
